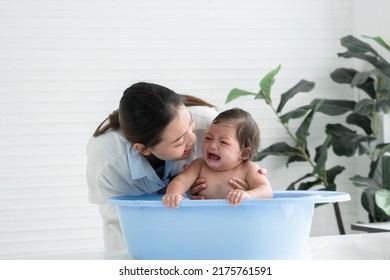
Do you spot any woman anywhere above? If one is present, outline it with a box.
[86,82,263,252]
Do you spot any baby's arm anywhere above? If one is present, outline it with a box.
[162,158,203,208]
[226,162,272,206]
[245,162,273,198]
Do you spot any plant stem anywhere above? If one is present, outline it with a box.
[268,94,331,188]
[269,103,316,167]
[269,103,298,142]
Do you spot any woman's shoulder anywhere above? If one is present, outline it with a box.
[87,129,128,159]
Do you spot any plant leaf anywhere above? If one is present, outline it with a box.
[354,99,375,116]
[313,135,331,175]
[376,99,390,114]
[361,189,379,222]
[368,145,390,179]
[279,105,311,123]
[286,173,318,190]
[259,65,281,104]
[351,70,375,87]
[326,124,377,156]
[381,155,390,190]
[346,113,372,135]
[225,88,258,104]
[286,146,310,166]
[350,175,381,189]
[295,103,322,148]
[375,61,390,79]
[340,35,378,56]
[276,79,315,113]
[253,142,302,161]
[330,68,357,84]
[312,99,355,115]
[363,35,390,52]
[330,68,376,99]
[325,166,345,186]
[338,36,390,79]
[375,189,390,215]
[377,75,390,99]
[357,77,377,99]
[297,179,323,191]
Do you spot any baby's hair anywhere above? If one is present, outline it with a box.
[212,108,260,160]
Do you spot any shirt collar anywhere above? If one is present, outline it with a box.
[127,143,175,182]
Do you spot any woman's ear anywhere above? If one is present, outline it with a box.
[133,143,152,155]
[240,147,251,160]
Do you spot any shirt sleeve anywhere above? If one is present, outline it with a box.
[188,105,218,131]
[189,106,218,160]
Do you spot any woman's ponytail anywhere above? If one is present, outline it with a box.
[92,110,120,137]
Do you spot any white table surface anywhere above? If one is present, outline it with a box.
[305,232,390,259]
[6,232,390,260]
[351,221,390,233]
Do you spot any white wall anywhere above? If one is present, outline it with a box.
[1,0,387,258]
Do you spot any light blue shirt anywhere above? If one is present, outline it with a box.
[86,129,197,204]
[126,142,184,193]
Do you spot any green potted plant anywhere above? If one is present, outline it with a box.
[328,35,390,222]
[225,35,390,231]
[226,65,349,234]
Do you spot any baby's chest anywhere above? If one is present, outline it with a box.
[198,169,247,199]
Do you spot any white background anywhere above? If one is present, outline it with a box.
[0,0,389,258]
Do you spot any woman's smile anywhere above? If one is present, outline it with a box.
[183,146,193,155]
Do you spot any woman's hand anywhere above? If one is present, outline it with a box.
[187,168,267,200]
[186,178,207,200]
[228,168,267,190]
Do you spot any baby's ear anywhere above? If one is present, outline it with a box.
[241,147,251,160]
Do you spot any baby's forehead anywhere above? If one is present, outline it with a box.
[213,119,239,127]
[209,121,237,133]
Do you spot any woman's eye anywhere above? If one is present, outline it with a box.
[175,140,185,147]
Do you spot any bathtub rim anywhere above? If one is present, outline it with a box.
[107,190,350,207]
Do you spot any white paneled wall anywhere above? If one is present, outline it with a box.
[1,0,359,258]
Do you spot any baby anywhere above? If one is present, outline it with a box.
[162,108,272,207]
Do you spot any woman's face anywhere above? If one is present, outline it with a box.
[150,105,196,161]
[202,121,244,171]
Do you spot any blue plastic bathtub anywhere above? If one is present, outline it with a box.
[108,190,350,260]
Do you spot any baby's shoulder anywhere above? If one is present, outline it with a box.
[187,157,205,169]
[241,161,261,172]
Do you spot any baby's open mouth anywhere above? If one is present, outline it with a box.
[207,153,220,160]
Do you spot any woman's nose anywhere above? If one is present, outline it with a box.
[184,129,196,145]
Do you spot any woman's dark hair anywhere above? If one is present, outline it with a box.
[212,108,261,160]
[93,82,214,148]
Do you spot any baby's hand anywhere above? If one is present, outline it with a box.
[162,193,185,208]
[226,189,251,206]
